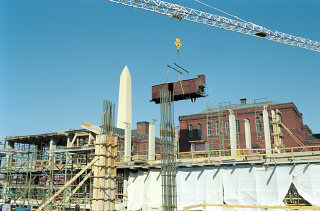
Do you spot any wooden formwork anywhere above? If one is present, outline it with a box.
[92,134,117,211]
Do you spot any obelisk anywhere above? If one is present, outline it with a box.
[117,65,132,162]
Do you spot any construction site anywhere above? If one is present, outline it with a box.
[1,0,320,210]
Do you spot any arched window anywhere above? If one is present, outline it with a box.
[256,117,262,132]
[278,113,283,131]
[207,123,212,137]
[198,124,202,137]
[189,125,193,138]
[269,117,273,132]
[236,120,240,133]
[216,122,220,135]
[225,121,229,134]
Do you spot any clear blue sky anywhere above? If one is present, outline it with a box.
[0,0,319,138]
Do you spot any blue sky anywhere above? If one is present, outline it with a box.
[0,0,319,138]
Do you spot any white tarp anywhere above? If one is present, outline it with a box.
[291,163,320,206]
[127,169,162,211]
[177,167,223,210]
[127,164,320,210]
[222,165,292,211]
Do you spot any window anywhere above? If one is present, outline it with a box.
[216,122,220,135]
[198,124,202,137]
[225,121,229,134]
[207,123,212,137]
[269,117,273,132]
[189,125,193,138]
[278,114,283,131]
[236,120,240,133]
[256,117,262,132]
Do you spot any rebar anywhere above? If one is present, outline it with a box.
[160,89,177,211]
[102,100,115,135]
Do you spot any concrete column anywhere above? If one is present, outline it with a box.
[228,109,237,157]
[67,135,72,148]
[124,123,131,162]
[49,137,57,164]
[263,106,272,154]
[244,119,252,149]
[6,141,14,169]
[148,120,155,161]
[49,137,57,151]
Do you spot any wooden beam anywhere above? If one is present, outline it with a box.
[280,122,307,150]
[36,156,99,211]
[82,121,102,135]
[183,203,320,210]
[69,134,77,147]
[65,171,92,203]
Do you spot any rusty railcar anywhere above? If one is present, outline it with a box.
[151,75,207,104]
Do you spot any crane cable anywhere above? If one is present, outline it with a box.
[193,0,263,28]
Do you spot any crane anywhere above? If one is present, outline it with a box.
[107,0,320,52]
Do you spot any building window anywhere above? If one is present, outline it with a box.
[198,124,202,137]
[236,120,240,133]
[216,122,220,135]
[189,125,193,138]
[278,114,283,131]
[256,117,262,132]
[225,121,229,134]
[207,123,212,137]
[269,117,273,133]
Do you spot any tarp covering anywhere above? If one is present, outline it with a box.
[291,163,320,206]
[177,167,223,210]
[222,165,292,211]
[127,164,320,210]
[127,169,162,211]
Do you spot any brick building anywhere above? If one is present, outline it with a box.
[115,121,161,156]
[178,99,313,152]
[132,121,160,156]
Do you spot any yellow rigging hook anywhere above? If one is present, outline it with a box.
[175,38,182,54]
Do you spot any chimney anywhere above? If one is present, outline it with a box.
[137,121,150,136]
[240,98,247,105]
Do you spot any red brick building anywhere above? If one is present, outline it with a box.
[132,121,161,156]
[116,121,161,156]
[178,99,313,152]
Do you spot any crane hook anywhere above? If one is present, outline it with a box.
[175,38,182,54]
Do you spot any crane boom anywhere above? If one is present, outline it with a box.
[107,0,320,52]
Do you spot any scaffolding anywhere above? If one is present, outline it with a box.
[253,98,267,149]
[0,101,118,211]
[206,102,239,155]
[0,139,94,210]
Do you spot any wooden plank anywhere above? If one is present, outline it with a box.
[92,135,101,211]
[36,156,99,211]
[82,121,102,135]
[65,171,92,202]
[69,134,77,147]
[98,135,107,210]
[111,136,117,211]
[184,203,320,210]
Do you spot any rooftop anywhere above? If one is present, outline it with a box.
[187,100,282,117]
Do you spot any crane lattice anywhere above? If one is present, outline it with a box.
[107,0,320,52]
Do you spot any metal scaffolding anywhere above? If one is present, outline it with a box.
[160,89,177,211]
[254,98,268,149]
[0,140,94,210]
[206,102,239,154]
